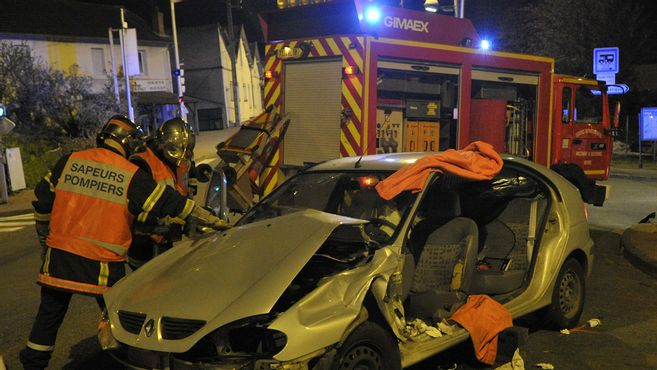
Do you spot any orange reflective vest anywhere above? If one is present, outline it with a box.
[46,148,139,262]
[132,147,188,196]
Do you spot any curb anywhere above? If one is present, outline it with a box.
[620,224,657,278]
[609,172,657,181]
[589,224,657,278]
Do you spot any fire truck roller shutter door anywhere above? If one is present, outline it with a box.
[283,59,343,166]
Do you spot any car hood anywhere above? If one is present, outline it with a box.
[105,209,366,352]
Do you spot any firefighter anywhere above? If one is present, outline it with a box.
[127,117,197,269]
[20,115,229,370]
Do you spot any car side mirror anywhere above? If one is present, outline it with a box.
[195,163,213,183]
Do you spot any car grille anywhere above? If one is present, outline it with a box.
[118,311,147,334]
[161,317,206,340]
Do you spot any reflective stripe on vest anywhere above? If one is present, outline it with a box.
[37,273,110,295]
[48,148,138,262]
[133,147,186,223]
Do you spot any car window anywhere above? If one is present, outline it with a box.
[238,171,416,243]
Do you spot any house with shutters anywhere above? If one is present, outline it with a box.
[178,24,264,130]
[0,0,178,133]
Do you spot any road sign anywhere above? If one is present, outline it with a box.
[639,107,657,141]
[595,72,616,85]
[593,47,619,74]
[591,84,629,96]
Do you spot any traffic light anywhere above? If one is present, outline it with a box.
[0,104,5,117]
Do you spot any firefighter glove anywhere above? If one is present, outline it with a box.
[189,204,232,230]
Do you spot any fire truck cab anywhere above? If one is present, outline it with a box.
[260,0,613,205]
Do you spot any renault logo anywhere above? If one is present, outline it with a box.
[143,319,155,337]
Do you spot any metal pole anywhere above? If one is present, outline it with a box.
[226,0,241,127]
[108,28,120,106]
[639,112,643,168]
[625,115,629,146]
[120,8,135,121]
[170,0,187,121]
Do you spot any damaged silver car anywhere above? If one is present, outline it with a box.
[100,152,593,369]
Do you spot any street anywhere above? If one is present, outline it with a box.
[1,176,657,369]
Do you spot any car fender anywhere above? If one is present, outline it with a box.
[268,246,399,361]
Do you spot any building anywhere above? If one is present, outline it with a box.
[0,0,177,133]
[179,24,264,130]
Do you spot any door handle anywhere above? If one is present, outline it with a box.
[572,139,582,145]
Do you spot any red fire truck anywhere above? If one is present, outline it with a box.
[259,0,617,205]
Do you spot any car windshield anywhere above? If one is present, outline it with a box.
[238,171,416,243]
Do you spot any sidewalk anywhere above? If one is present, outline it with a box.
[0,188,34,217]
[608,164,657,276]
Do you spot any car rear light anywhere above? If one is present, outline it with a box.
[584,205,588,220]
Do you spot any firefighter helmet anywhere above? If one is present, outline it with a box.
[96,115,144,157]
[155,117,195,165]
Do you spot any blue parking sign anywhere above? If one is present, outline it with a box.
[640,107,657,141]
[593,47,619,74]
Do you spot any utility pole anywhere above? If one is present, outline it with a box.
[119,8,135,121]
[226,0,241,127]
[170,0,187,121]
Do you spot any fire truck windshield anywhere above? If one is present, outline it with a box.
[574,86,603,124]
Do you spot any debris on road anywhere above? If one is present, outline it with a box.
[587,318,601,328]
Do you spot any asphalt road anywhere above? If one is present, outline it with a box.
[1,176,656,369]
[587,176,657,230]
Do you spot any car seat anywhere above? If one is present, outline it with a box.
[407,216,479,322]
[408,191,462,262]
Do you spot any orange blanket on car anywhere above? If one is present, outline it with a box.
[450,294,513,365]
[375,141,503,200]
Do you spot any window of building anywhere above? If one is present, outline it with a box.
[91,48,105,75]
[138,50,148,75]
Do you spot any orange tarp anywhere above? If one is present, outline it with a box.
[450,294,513,365]
[375,141,503,200]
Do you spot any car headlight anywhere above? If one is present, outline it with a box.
[98,309,120,351]
[178,315,288,362]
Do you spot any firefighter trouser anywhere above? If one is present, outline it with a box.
[20,286,105,370]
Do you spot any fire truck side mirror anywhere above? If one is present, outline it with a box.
[613,101,621,128]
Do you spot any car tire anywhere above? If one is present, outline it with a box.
[542,258,585,329]
[332,321,401,370]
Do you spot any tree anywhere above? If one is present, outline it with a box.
[0,41,118,140]
[496,0,656,82]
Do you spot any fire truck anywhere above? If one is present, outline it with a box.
[259,0,618,205]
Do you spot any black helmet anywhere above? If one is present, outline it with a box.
[155,117,195,165]
[97,115,143,157]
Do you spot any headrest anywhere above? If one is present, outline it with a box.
[423,191,461,219]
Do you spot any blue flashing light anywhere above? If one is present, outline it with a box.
[365,6,381,23]
[480,39,491,50]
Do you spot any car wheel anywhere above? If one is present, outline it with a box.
[542,258,585,329]
[332,321,401,370]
